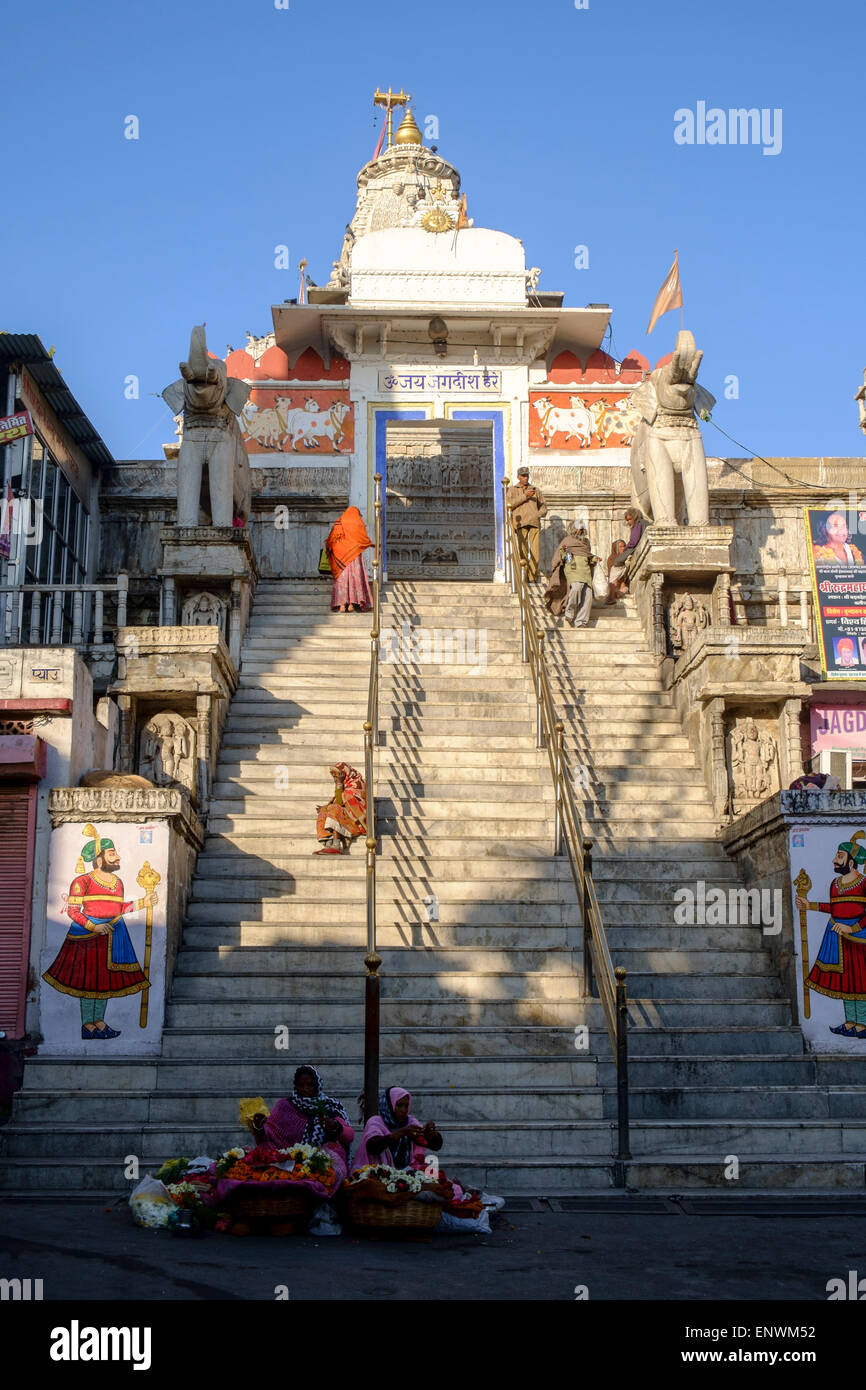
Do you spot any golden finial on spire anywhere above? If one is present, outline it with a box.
[394,107,423,146]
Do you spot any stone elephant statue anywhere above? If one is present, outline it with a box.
[162,324,252,528]
[629,329,715,527]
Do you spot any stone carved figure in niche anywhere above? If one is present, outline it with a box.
[730,718,778,803]
[140,712,196,794]
[629,329,716,526]
[669,592,711,652]
[162,324,252,528]
[181,590,227,631]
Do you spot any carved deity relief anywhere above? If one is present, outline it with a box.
[729,716,779,810]
[181,590,228,634]
[139,712,196,795]
[668,592,711,653]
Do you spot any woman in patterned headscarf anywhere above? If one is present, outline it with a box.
[249,1065,355,1185]
[314,762,367,855]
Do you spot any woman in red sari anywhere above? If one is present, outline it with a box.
[325,505,374,612]
[315,762,367,854]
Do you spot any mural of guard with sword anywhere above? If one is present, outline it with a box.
[42,823,160,1040]
[795,830,866,1039]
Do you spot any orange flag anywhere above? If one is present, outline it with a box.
[646,250,683,334]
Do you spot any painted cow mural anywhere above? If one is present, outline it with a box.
[223,342,354,456]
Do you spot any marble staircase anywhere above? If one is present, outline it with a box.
[3,577,865,1192]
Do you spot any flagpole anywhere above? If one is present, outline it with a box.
[676,250,684,330]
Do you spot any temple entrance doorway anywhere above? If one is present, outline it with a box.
[384,419,496,580]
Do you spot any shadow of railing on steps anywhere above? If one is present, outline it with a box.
[502,480,631,1184]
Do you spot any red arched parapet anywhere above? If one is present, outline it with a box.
[287,347,350,381]
[618,350,649,383]
[581,349,618,382]
[226,348,258,380]
[654,351,674,369]
[548,350,584,382]
[257,343,291,379]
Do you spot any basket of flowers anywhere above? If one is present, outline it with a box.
[213,1142,337,1227]
[343,1165,447,1230]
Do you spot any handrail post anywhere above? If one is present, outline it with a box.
[614,966,631,1179]
[554,721,565,856]
[364,834,381,1127]
[519,561,528,662]
[501,477,513,591]
[535,628,545,749]
[582,834,593,996]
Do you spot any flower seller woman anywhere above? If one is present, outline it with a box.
[249,1064,355,1188]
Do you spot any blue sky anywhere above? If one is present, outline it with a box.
[3,0,864,461]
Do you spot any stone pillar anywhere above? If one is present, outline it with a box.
[651,573,666,658]
[229,579,242,668]
[714,571,732,627]
[163,576,177,626]
[196,693,211,807]
[778,570,788,627]
[783,697,804,784]
[117,694,135,773]
[709,697,729,817]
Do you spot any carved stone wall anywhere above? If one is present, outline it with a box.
[385,422,495,579]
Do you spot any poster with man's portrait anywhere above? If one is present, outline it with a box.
[805,507,866,678]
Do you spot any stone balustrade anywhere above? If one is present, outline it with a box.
[0,574,129,649]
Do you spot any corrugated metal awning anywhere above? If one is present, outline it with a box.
[0,333,114,468]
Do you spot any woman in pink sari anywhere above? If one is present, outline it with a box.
[354,1085,444,1172]
[250,1064,354,1189]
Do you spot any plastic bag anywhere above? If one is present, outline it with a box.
[592,564,610,602]
[479,1192,506,1212]
[436,1207,492,1235]
[308,1202,342,1237]
[129,1175,176,1229]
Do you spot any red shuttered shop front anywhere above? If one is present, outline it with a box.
[0,784,38,1038]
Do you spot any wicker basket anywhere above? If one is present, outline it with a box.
[346,1197,443,1230]
[233,1188,313,1223]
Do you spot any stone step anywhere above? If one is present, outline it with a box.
[170,972,583,1002]
[188,877,574,905]
[0,1119,623,1162]
[207,781,557,805]
[622,1087,866,1120]
[620,1156,866,1190]
[15,1055,600,1091]
[206,815,553,838]
[23,1080,845,1132]
[191,849,734,883]
[598,1055,833,1087]
[160,997,794,1032]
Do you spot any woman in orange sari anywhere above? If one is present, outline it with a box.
[325,506,374,612]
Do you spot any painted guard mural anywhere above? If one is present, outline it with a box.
[40,821,168,1054]
[791,824,866,1048]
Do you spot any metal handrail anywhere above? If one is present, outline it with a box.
[363,474,384,1123]
[502,479,630,1177]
